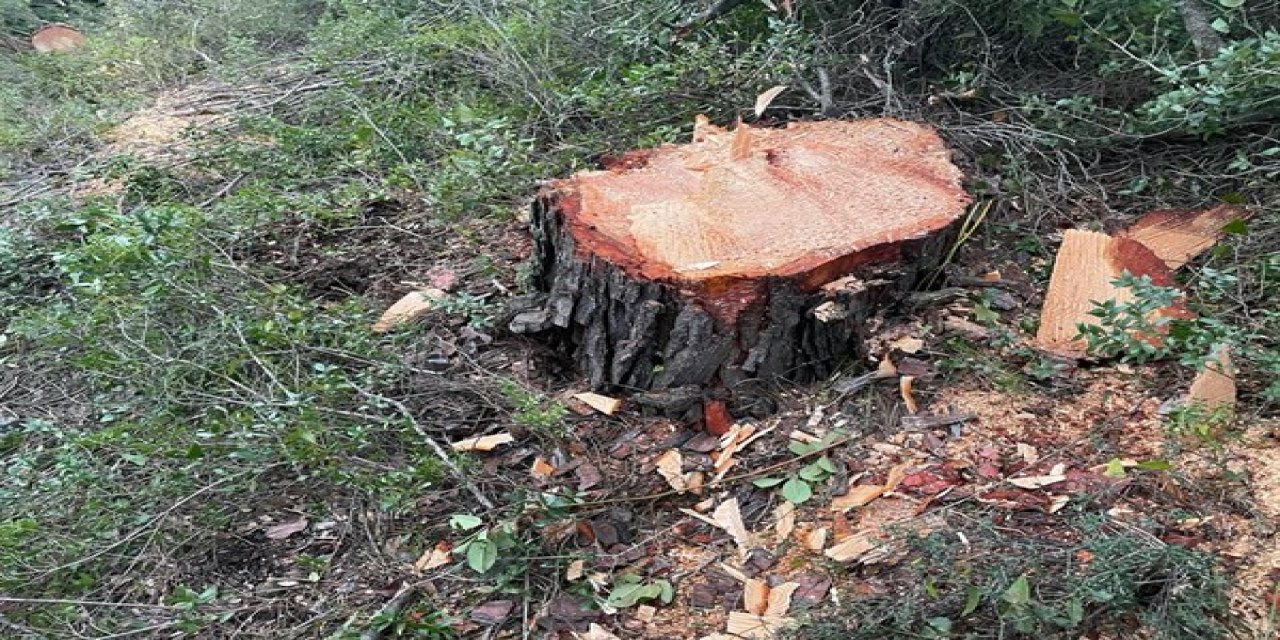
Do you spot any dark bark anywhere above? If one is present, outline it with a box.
[509,193,955,411]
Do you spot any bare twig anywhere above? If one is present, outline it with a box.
[0,597,172,609]
[32,472,249,581]
[359,582,417,640]
[356,389,495,511]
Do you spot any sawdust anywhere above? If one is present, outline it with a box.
[71,87,229,201]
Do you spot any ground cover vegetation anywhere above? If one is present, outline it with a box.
[0,0,1277,638]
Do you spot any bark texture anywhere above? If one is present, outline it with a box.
[509,119,970,412]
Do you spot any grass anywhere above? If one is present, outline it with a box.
[0,0,1276,637]
[792,511,1233,640]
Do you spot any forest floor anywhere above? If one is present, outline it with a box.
[2,3,1279,639]
[0,76,1274,640]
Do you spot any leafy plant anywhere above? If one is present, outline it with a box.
[754,434,842,505]
[604,574,675,610]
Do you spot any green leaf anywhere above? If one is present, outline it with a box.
[926,617,953,632]
[962,586,982,616]
[817,456,837,474]
[788,441,816,456]
[466,537,497,573]
[1218,0,1245,8]
[798,463,828,482]
[1103,458,1127,478]
[781,477,813,504]
[606,583,645,608]
[656,579,675,604]
[1221,219,1249,235]
[449,514,484,530]
[1002,575,1032,606]
[1137,459,1172,471]
[753,476,786,488]
[1210,17,1230,33]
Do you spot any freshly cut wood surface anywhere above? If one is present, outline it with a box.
[514,117,970,399]
[1119,204,1249,269]
[1187,346,1235,411]
[1034,230,1176,356]
[556,119,970,289]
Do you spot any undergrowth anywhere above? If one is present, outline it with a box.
[0,0,1276,637]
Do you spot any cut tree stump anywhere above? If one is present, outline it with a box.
[510,118,970,412]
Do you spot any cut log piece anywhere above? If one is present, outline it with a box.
[1119,204,1250,270]
[511,119,970,407]
[1034,230,1182,357]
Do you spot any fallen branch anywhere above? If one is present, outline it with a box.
[359,582,418,640]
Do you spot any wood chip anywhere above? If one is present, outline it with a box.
[884,463,911,492]
[450,433,515,452]
[726,612,792,639]
[765,582,799,616]
[773,502,796,541]
[1049,495,1070,514]
[655,449,688,493]
[635,605,657,623]
[899,375,919,414]
[1007,474,1067,489]
[1034,230,1178,356]
[1016,443,1039,465]
[531,457,557,477]
[824,533,876,562]
[371,289,445,332]
[754,85,788,117]
[1119,204,1250,270]
[713,498,754,554]
[572,392,623,415]
[574,623,622,640]
[831,485,885,512]
[803,527,828,552]
[890,336,925,353]
[1186,345,1236,411]
[744,578,770,615]
[264,518,308,540]
[566,559,585,581]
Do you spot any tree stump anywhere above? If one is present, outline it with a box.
[511,118,971,412]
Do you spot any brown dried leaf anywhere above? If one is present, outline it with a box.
[413,540,452,572]
[573,624,622,640]
[451,433,515,452]
[884,462,911,493]
[264,518,308,540]
[566,559,586,581]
